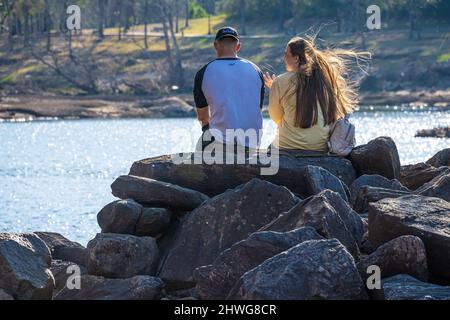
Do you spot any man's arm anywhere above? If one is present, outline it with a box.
[196,106,210,128]
[193,65,210,128]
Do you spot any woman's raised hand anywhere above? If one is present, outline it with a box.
[263,72,276,89]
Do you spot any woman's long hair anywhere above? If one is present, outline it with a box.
[287,36,370,128]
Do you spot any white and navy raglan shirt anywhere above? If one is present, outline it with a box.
[193,57,265,148]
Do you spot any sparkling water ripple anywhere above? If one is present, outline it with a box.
[0,110,449,245]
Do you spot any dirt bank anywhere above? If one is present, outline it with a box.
[1,90,449,122]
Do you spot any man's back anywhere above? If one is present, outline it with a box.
[194,57,265,148]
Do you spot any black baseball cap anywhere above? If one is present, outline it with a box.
[215,27,239,41]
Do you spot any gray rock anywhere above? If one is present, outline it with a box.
[427,148,450,167]
[194,228,323,300]
[228,239,368,300]
[262,190,364,258]
[51,260,87,297]
[129,153,356,198]
[357,236,428,282]
[158,179,298,289]
[34,232,87,267]
[373,274,450,300]
[54,275,164,300]
[349,137,401,180]
[369,195,450,284]
[0,289,13,300]
[111,175,209,211]
[303,165,349,201]
[352,186,411,213]
[0,233,54,300]
[416,172,450,202]
[400,163,449,190]
[97,199,142,235]
[349,174,409,206]
[135,208,172,237]
[87,233,159,278]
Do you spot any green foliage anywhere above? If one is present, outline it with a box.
[189,0,208,19]
[438,53,450,63]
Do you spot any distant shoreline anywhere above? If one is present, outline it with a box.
[1,90,449,122]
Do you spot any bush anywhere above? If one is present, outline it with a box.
[189,1,208,19]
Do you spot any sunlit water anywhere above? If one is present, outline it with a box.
[1,109,449,245]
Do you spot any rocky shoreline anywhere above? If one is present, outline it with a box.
[1,90,450,121]
[0,140,449,300]
[0,95,196,121]
[416,127,450,138]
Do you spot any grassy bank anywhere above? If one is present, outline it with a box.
[1,15,449,104]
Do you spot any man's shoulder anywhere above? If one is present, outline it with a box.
[195,60,217,76]
[238,58,262,73]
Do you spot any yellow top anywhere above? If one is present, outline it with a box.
[269,72,330,152]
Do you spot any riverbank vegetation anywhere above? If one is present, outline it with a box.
[0,1,449,102]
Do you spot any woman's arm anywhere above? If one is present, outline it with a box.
[268,80,284,125]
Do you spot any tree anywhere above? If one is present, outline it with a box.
[98,0,106,39]
[278,0,287,32]
[184,0,189,28]
[239,0,246,35]
[144,0,149,48]
[44,0,51,50]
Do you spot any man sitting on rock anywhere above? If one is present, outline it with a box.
[193,27,265,157]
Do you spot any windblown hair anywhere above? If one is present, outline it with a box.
[287,36,371,128]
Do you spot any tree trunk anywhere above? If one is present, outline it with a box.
[23,2,30,47]
[278,0,286,32]
[167,8,184,88]
[98,0,105,39]
[160,3,173,71]
[240,0,246,35]
[175,0,179,33]
[184,0,189,28]
[144,0,149,49]
[8,10,14,51]
[45,0,51,51]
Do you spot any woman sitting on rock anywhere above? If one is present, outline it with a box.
[264,36,369,153]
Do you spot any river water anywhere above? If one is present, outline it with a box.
[1,108,449,245]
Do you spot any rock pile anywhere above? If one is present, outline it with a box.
[1,137,449,300]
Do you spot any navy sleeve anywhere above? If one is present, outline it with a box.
[249,61,265,110]
[193,65,208,108]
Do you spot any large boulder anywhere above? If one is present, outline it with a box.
[87,233,159,278]
[373,274,450,300]
[97,199,172,237]
[352,186,411,213]
[0,289,13,300]
[51,260,87,297]
[111,175,209,211]
[54,275,164,300]
[400,163,449,190]
[369,195,450,284]
[158,179,298,289]
[135,208,172,237]
[97,199,142,235]
[194,228,323,300]
[357,236,428,282]
[416,172,450,202]
[35,232,87,267]
[228,239,368,300]
[427,148,450,167]
[303,165,349,201]
[349,137,401,180]
[262,190,364,258]
[129,153,356,198]
[349,174,409,206]
[0,233,54,300]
